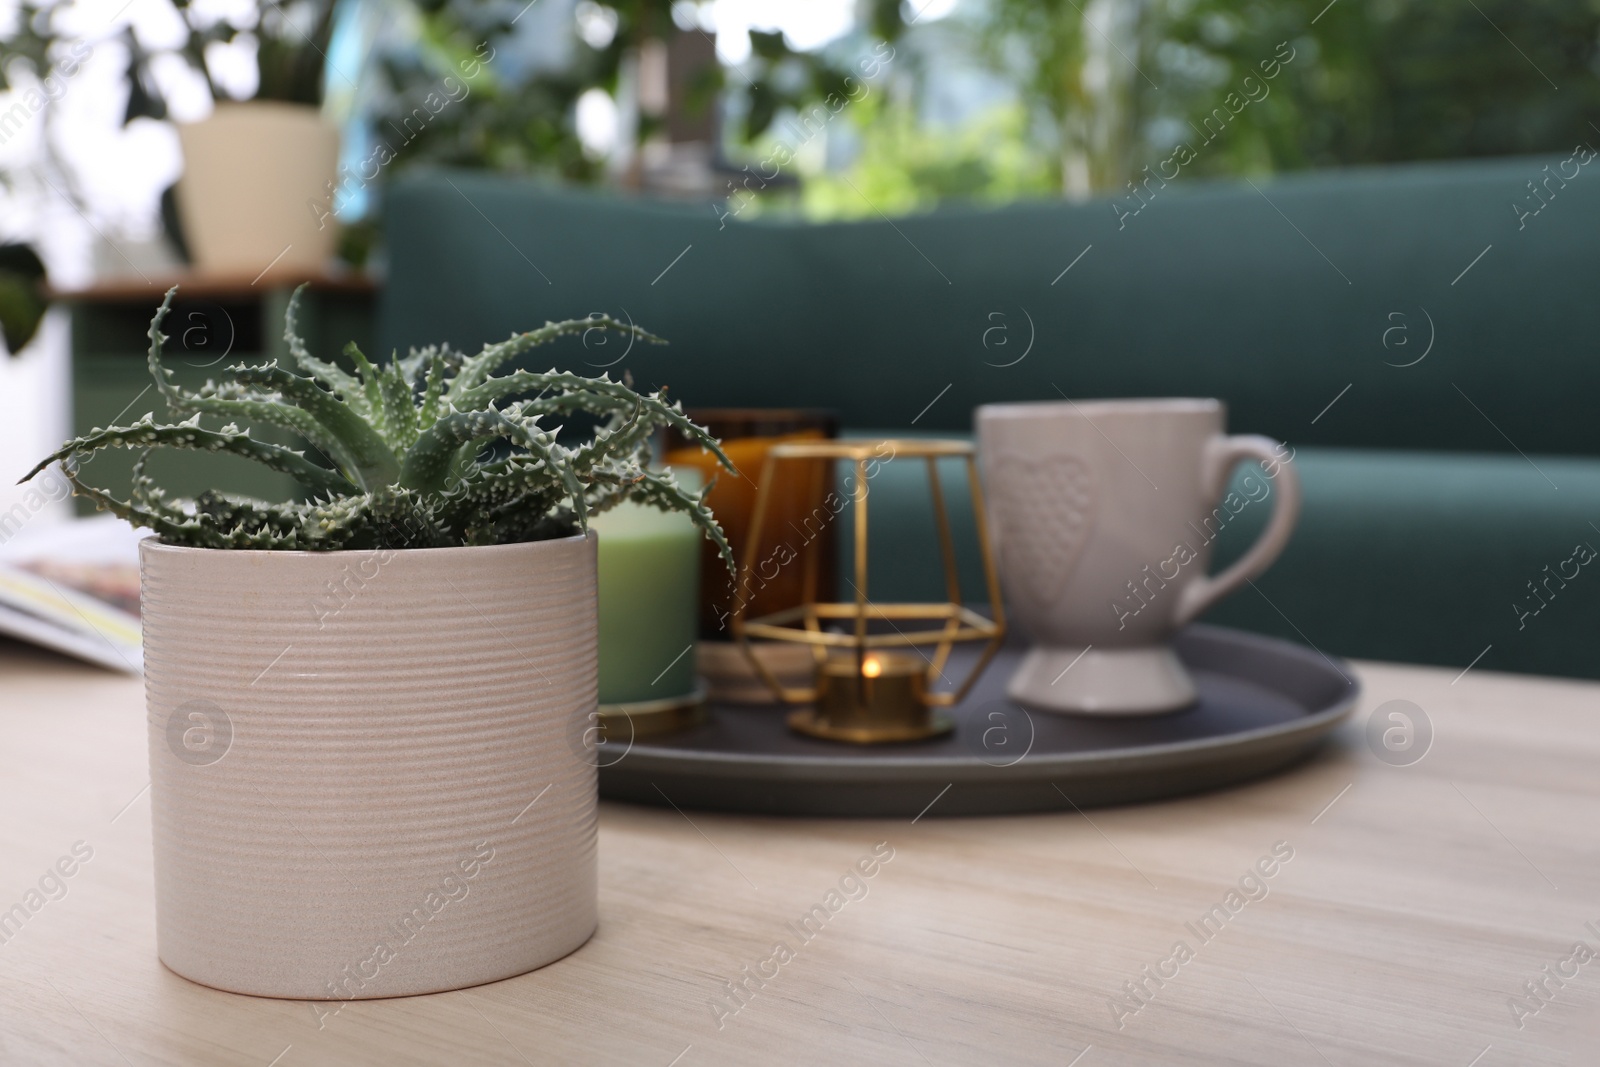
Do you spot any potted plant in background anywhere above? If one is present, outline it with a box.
[23,288,733,999]
[150,0,342,275]
[2,0,343,275]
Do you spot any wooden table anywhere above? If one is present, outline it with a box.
[2,640,1597,1066]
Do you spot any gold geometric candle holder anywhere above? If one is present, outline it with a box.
[730,439,1006,743]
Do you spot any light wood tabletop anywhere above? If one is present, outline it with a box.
[2,639,1597,1066]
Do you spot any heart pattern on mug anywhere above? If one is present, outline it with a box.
[989,452,1096,611]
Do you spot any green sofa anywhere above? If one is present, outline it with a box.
[381,155,1600,680]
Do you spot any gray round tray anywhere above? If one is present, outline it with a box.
[598,625,1359,817]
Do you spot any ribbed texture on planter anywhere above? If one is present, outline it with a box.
[141,533,599,999]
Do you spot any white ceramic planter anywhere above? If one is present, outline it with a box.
[175,101,340,276]
[141,533,599,999]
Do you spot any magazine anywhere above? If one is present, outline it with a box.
[0,515,144,673]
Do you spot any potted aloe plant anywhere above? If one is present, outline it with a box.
[24,287,732,1000]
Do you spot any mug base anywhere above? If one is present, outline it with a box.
[1006,644,1198,715]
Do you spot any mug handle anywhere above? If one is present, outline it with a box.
[1173,435,1302,627]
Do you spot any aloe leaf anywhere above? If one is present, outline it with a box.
[418,350,449,430]
[51,462,229,548]
[439,465,567,546]
[193,489,308,539]
[569,399,654,476]
[146,298,374,487]
[19,416,359,496]
[282,284,365,407]
[448,316,664,401]
[593,464,734,576]
[463,369,733,474]
[229,363,401,490]
[344,341,392,432]
[352,343,420,451]
[398,410,578,514]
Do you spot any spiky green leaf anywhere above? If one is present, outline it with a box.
[19,416,358,495]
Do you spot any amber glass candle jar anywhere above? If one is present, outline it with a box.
[662,409,839,639]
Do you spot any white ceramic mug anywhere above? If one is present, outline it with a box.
[976,398,1300,714]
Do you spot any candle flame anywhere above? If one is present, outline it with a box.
[862,655,883,678]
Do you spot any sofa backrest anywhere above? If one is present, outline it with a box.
[382,154,1600,456]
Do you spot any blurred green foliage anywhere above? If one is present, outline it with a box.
[5,0,1597,223]
[0,0,334,111]
[0,243,46,356]
[810,0,1600,213]
[368,0,615,181]
[797,98,1055,219]
[1145,0,1600,178]
[370,0,866,180]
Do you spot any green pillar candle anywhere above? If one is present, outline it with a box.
[591,486,702,705]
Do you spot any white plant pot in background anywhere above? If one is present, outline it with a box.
[140,533,599,999]
[175,101,340,277]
